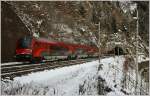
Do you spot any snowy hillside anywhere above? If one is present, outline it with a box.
[2,56,129,95]
[1,1,149,63]
[1,1,149,95]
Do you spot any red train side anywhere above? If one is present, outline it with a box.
[15,36,98,62]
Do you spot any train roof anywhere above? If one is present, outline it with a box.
[33,37,98,50]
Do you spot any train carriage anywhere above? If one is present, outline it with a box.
[15,36,99,62]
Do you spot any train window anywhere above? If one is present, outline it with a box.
[50,46,68,56]
[51,46,67,51]
[76,48,85,54]
[17,36,32,48]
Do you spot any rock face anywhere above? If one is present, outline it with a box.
[1,2,30,62]
[1,1,149,62]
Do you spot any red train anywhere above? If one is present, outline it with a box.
[15,36,99,62]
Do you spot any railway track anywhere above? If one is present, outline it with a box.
[1,58,97,79]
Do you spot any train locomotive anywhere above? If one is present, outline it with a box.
[15,36,99,62]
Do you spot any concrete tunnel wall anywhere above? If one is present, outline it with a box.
[1,2,30,63]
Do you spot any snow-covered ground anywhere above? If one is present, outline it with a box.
[1,62,28,66]
[1,56,141,95]
[98,56,126,96]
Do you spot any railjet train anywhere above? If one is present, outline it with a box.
[15,36,99,62]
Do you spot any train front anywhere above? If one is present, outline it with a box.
[15,36,33,61]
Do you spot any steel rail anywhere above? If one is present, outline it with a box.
[1,58,96,79]
[1,58,93,70]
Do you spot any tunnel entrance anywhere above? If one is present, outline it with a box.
[1,2,30,63]
[106,46,125,56]
[114,46,124,55]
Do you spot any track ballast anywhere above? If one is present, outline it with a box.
[1,58,98,79]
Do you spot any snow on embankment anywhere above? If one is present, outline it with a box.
[98,56,126,96]
[1,56,126,95]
